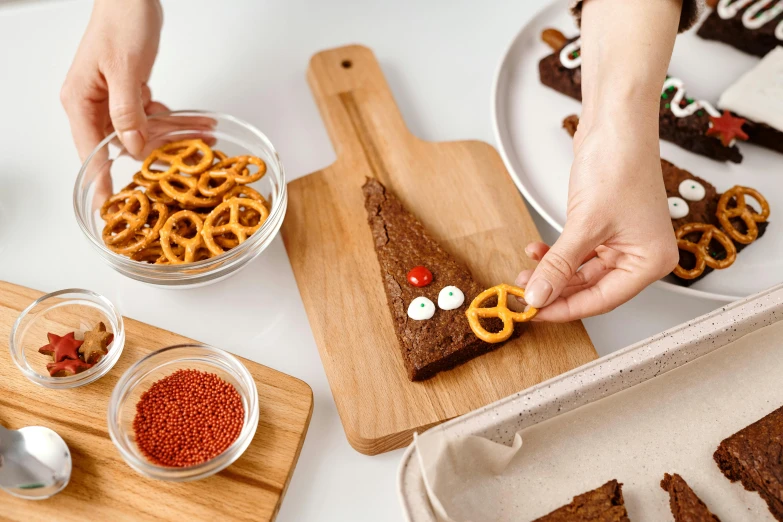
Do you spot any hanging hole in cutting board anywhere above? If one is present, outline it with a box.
[341,60,352,69]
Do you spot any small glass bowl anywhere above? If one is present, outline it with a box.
[107,344,259,482]
[9,289,125,389]
[73,110,287,288]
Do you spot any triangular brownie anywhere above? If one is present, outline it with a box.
[362,178,521,381]
[533,480,630,522]
[661,473,721,522]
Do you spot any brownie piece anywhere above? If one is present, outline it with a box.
[362,178,523,381]
[538,35,583,102]
[697,6,782,58]
[661,473,721,521]
[718,47,783,155]
[714,405,783,521]
[533,480,630,522]
[659,78,743,163]
[745,120,783,155]
[547,37,742,162]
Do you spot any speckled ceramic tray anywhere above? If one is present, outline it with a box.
[398,283,783,521]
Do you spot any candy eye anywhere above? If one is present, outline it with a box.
[668,197,689,219]
[679,180,706,201]
[407,297,435,320]
[437,286,465,310]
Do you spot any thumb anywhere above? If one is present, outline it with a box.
[523,227,596,308]
[107,71,147,157]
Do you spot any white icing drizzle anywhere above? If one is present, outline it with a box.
[661,78,721,118]
[437,286,465,310]
[668,197,690,219]
[717,0,783,41]
[559,38,582,69]
[407,297,435,321]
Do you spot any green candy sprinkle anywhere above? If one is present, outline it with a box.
[661,93,668,99]
[420,303,425,308]
[449,291,453,296]
[686,98,694,104]
[665,103,671,109]
[697,110,704,117]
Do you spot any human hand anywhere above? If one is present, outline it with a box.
[515,116,678,322]
[60,0,165,161]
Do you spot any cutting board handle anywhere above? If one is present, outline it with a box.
[307,45,412,162]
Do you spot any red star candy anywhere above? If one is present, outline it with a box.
[706,111,749,147]
[47,359,93,377]
[38,332,84,363]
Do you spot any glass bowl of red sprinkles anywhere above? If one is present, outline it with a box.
[9,288,125,389]
[107,343,259,481]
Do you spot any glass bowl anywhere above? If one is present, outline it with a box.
[73,110,287,288]
[9,289,125,389]
[107,344,259,482]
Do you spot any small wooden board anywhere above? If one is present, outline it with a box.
[281,45,597,455]
[0,281,313,522]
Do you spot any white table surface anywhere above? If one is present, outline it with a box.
[0,0,727,520]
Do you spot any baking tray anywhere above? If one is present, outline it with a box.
[398,283,783,521]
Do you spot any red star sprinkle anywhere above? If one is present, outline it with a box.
[706,111,749,147]
[38,332,84,363]
[47,359,93,377]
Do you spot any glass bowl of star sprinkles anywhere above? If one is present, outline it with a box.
[107,343,259,481]
[9,288,125,389]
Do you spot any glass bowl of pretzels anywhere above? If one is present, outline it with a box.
[73,111,286,287]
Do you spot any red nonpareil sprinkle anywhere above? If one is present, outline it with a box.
[133,369,244,467]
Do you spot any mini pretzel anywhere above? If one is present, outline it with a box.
[197,169,237,197]
[674,223,737,279]
[201,197,270,255]
[159,211,206,264]
[141,139,214,180]
[213,155,267,185]
[101,191,150,245]
[465,284,538,343]
[132,171,156,189]
[716,186,770,244]
[159,173,221,208]
[107,202,169,255]
[541,28,568,51]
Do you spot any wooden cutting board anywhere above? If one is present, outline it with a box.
[0,282,313,522]
[281,45,597,456]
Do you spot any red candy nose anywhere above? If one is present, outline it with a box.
[407,266,433,287]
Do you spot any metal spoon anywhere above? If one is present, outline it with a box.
[0,424,71,500]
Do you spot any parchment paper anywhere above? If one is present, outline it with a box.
[416,321,783,521]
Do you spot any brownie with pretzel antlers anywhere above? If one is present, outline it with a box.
[563,115,769,287]
[362,178,525,381]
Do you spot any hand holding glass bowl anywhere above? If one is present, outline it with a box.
[73,111,287,288]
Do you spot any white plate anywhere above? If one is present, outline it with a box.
[492,0,783,302]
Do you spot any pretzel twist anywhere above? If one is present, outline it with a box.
[213,155,267,185]
[201,197,269,255]
[673,223,737,279]
[159,211,206,264]
[141,139,214,180]
[159,173,221,208]
[716,186,770,245]
[100,190,151,245]
[107,202,169,255]
[465,284,538,343]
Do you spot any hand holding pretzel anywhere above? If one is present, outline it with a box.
[673,223,736,279]
[465,284,538,343]
[716,186,770,245]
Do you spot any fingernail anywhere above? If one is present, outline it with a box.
[524,279,553,308]
[524,246,535,259]
[120,130,144,156]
